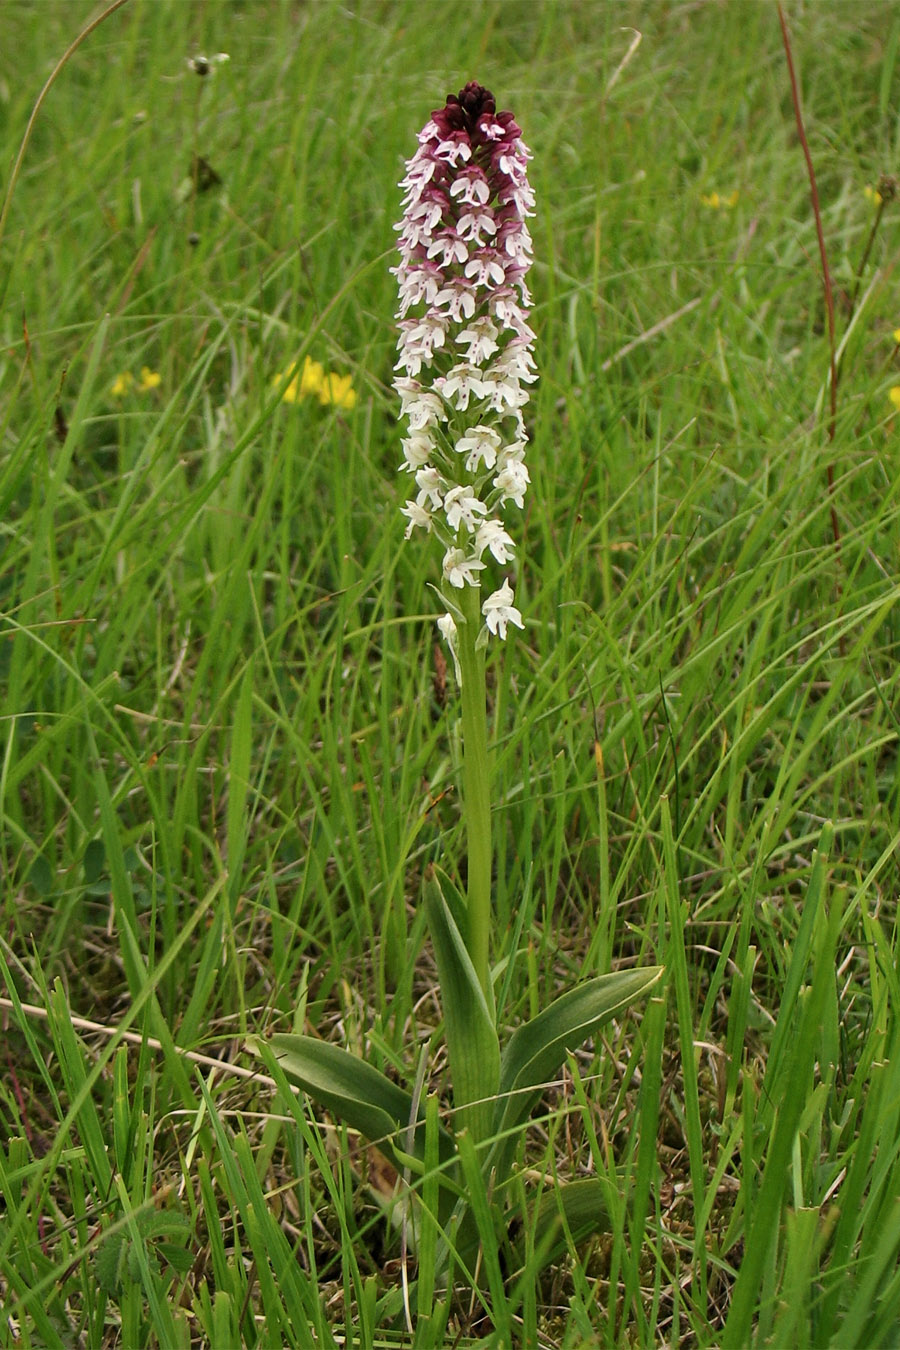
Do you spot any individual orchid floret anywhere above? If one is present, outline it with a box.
[415,466,445,510]
[401,501,433,537]
[455,425,502,472]
[475,519,516,564]
[456,318,500,365]
[443,548,487,588]
[443,486,489,533]
[440,363,489,411]
[494,459,530,508]
[482,580,524,640]
[393,80,536,650]
[400,431,438,472]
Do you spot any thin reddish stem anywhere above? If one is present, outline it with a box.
[777,2,841,550]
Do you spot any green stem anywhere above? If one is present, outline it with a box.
[457,584,492,1000]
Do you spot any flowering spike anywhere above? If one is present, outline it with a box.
[394,81,535,646]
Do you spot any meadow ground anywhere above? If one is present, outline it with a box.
[2,1,900,1345]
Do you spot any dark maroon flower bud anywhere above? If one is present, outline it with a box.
[433,82,499,139]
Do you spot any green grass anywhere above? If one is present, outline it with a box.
[2,0,900,1344]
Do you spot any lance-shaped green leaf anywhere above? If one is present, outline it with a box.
[425,868,500,1149]
[491,966,664,1179]
[256,1034,459,1200]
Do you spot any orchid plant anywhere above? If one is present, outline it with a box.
[254,82,662,1306]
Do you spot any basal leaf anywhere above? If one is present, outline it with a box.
[257,1034,459,1189]
[494,967,664,1147]
[425,869,500,1148]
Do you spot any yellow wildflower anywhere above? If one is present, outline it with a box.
[890,387,900,411]
[701,190,739,210]
[299,356,325,397]
[138,366,161,391]
[273,369,300,403]
[112,368,161,396]
[864,185,883,206]
[319,372,357,410]
[892,329,900,345]
[273,355,325,404]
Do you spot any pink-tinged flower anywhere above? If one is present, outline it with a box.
[439,363,489,410]
[456,209,498,245]
[456,317,500,365]
[397,262,445,314]
[464,250,507,289]
[434,281,478,321]
[435,135,472,166]
[393,80,536,645]
[428,230,470,268]
[450,170,490,206]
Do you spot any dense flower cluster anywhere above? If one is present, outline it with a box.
[393,81,536,643]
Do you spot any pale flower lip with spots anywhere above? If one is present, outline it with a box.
[392,80,535,649]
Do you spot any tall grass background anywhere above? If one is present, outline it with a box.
[2,1,900,1345]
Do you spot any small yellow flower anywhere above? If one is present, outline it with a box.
[889,386,900,412]
[701,190,739,210]
[138,366,161,391]
[273,369,300,403]
[110,372,134,397]
[864,185,883,206]
[272,356,355,410]
[892,328,900,345]
[299,356,325,397]
[273,355,325,404]
[319,372,357,410]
